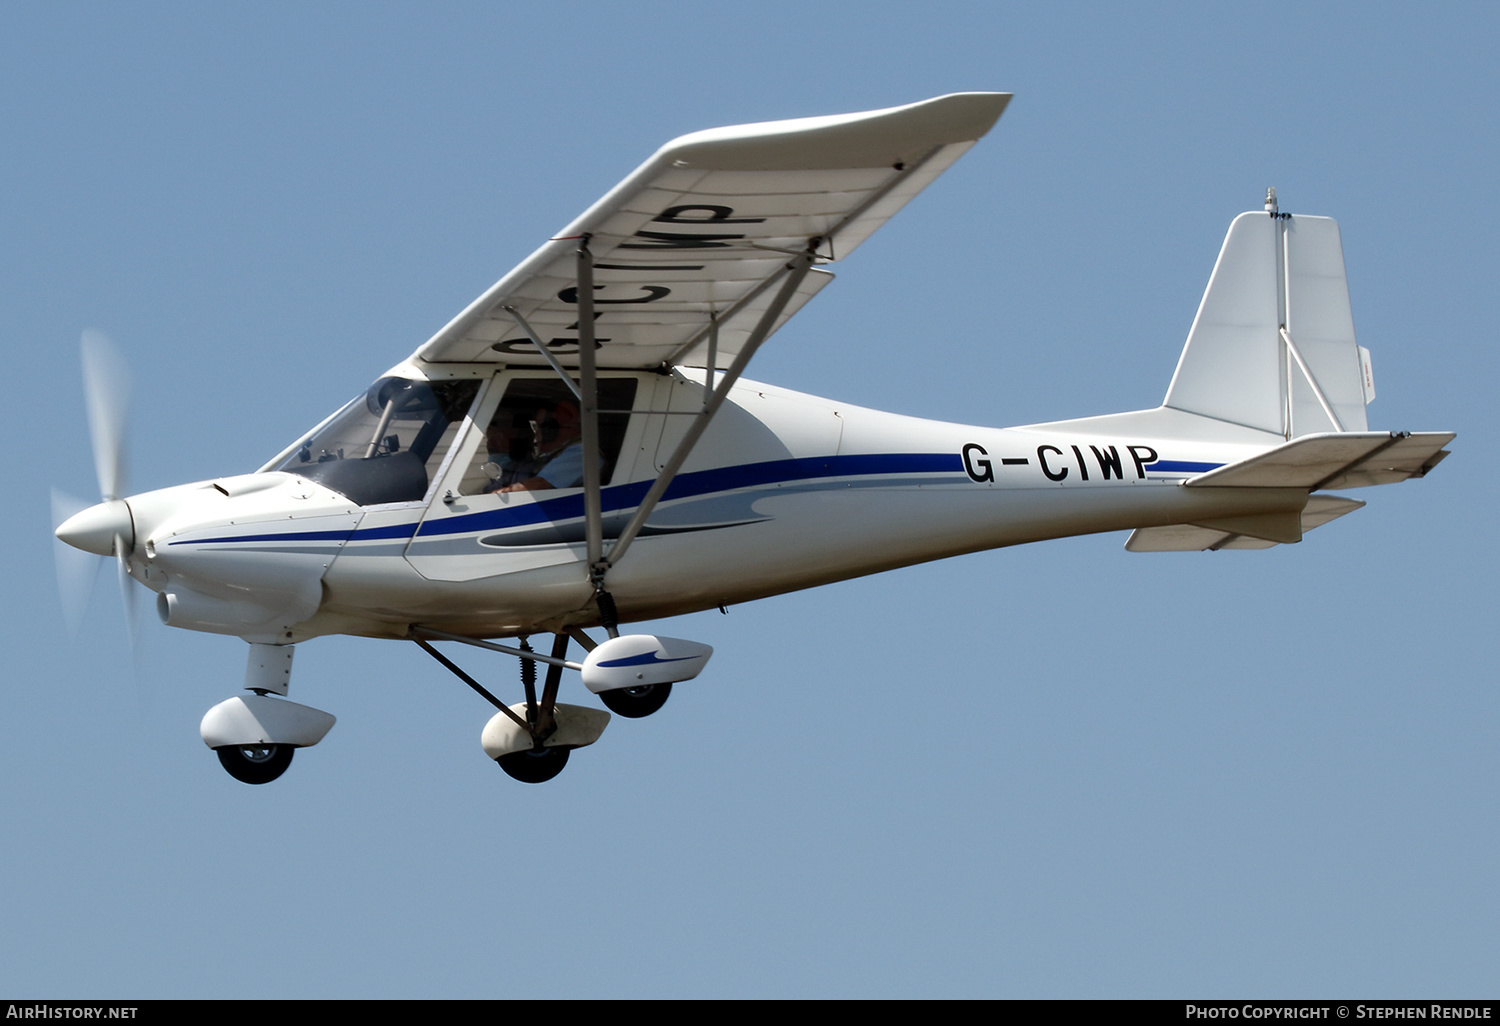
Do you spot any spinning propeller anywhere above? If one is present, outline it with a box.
[52,330,141,648]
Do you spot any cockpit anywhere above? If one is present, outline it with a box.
[266,376,480,506]
[264,374,641,508]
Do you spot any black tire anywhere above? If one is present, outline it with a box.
[216,744,294,785]
[598,682,672,719]
[496,745,570,783]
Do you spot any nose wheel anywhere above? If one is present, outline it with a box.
[215,743,294,785]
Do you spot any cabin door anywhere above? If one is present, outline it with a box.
[403,371,651,582]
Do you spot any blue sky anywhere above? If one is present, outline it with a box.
[4,2,1495,998]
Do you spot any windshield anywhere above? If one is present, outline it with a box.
[269,376,480,505]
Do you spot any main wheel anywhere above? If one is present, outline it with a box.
[216,744,294,785]
[598,682,672,719]
[496,745,570,783]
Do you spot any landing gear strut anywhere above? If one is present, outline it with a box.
[410,626,711,783]
[412,630,608,785]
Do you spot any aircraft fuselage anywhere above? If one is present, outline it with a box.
[112,366,1298,645]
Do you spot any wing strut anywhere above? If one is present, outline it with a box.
[602,246,818,567]
[500,239,610,616]
[575,239,606,578]
[574,242,818,632]
[582,147,947,586]
[504,233,818,633]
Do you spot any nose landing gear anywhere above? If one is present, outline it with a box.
[201,645,335,785]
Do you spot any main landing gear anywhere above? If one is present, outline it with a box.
[411,628,713,784]
[413,630,608,785]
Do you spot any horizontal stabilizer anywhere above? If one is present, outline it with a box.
[1185,431,1454,490]
[1189,510,1303,544]
[1125,494,1364,552]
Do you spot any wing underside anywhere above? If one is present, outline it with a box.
[415,93,1010,370]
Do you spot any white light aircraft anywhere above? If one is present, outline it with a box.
[53,93,1452,785]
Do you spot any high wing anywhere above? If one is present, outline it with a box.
[415,93,1011,370]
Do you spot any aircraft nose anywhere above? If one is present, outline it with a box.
[55,499,133,556]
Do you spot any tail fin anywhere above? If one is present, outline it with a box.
[1164,210,1373,438]
[1122,206,1452,553]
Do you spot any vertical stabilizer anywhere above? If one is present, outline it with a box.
[1163,210,1369,437]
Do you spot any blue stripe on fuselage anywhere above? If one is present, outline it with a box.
[170,452,964,546]
[1146,460,1223,474]
[413,452,962,538]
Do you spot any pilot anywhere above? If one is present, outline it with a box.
[480,407,532,492]
[497,398,591,492]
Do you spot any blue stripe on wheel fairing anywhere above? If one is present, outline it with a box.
[596,651,698,668]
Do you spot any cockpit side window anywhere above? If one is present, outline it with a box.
[270,377,481,505]
[458,378,638,496]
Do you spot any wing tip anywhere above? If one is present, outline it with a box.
[663,92,1012,172]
